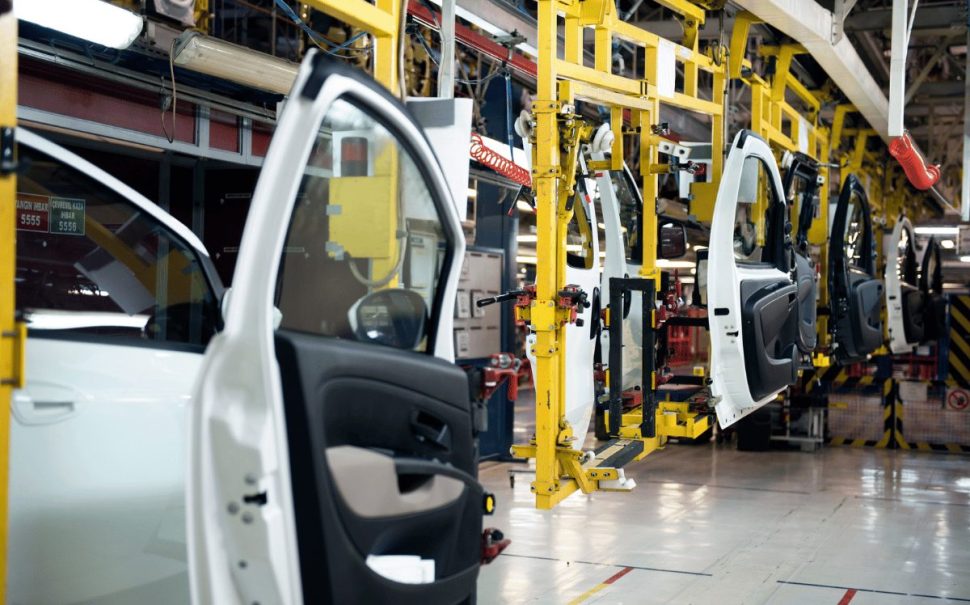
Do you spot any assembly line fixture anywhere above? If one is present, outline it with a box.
[512,0,720,510]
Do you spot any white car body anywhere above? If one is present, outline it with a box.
[10,129,219,604]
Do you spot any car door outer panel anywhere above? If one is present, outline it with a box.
[829,175,883,363]
[276,334,481,604]
[885,218,924,353]
[709,130,799,428]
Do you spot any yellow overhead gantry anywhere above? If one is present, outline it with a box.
[1,2,21,600]
[307,0,400,92]
[511,0,719,510]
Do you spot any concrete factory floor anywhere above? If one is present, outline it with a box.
[478,399,970,604]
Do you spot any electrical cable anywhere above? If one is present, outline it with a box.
[504,69,515,164]
[161,38,177,144]
[272,0,372,56]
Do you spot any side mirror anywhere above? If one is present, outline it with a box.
[658,222,688,259]
[349,289,428,350]
[693,249,709,307]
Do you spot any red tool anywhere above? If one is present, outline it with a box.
[889,131,940,191]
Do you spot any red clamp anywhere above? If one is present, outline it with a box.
[481,353,521,402]
[515,284,537,309]
[889,131,940,191]
[557,284,590,326]
[481,528,511,565]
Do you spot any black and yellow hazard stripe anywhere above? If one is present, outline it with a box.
[827,378,895,449]
[947,295,970,387]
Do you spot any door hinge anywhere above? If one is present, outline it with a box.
[1,322,26,388]
[0,127,16,176]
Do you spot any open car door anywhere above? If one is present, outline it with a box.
[189,52,485,604]
[708,131,799,427]
[782,152,820,353]
[885,217,924,353]
[829,175,883,363]
[919,236,947,342]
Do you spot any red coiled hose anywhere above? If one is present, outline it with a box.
[470,133,532,187]
[889,131,940,191]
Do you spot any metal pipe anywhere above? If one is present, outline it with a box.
[888,0,909,137]
[437,0,455,97]
[962,14,970,220]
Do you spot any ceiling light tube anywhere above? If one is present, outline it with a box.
[914,226,960,235]
[173,32,299,95]
[16,0,144,49]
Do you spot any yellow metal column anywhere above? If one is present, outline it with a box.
[532,0,569,509]
[309,0,399,91]
[0,3,19,600]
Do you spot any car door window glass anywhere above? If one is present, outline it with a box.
[15,145,220,349]
[734,156,781,265]
[566,193,595,269]
[275,96,449,353]
[614,168,643,264]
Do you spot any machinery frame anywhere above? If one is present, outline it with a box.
[515,0,718,510]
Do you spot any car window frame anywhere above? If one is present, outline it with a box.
[16,130,224,354]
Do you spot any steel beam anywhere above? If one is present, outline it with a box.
[437,0,456,98]
[734,0,891,141]
[845,5,967,32]
[962,19,970,221]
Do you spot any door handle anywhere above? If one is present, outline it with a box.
[13,391,77,425]
[410,410,452,451]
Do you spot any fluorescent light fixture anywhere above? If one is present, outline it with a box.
[516,255,538,265]
[516,200,534,213]
[16,0,144,49]
[960,256,970,263]
[517,234,538,243]
[914,226,960,235]
[173,32,299,95]
[941,239,956,249]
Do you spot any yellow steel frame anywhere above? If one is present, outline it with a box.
[521,0,718,510]
[1,5,20,600]
[306,0,400,92]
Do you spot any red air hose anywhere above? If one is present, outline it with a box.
[470,133,532,188]
[889,131,940,191]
